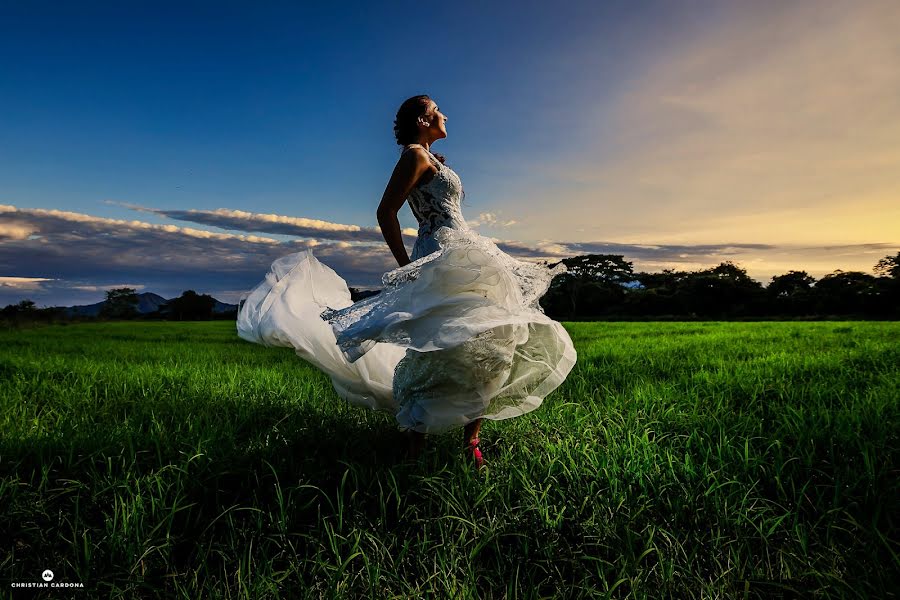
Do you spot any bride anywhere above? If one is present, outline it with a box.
[237,95,577,469]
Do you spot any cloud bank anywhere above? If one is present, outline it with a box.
[105,201,420,243]
[2,203,894,307]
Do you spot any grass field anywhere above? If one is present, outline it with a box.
[1,320,897,598]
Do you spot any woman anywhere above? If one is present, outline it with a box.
[237,95,577,469]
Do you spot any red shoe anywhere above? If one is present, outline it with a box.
[468,437,484,470]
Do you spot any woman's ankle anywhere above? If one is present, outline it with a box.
[463,418,483,445]
[407,430,426,457]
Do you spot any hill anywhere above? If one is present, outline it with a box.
[63,292,237,317]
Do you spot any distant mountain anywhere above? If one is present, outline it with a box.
[63,292,237,317]
[212,299,236,314]
[138,292,171,313]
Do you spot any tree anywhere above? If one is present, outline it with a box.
[767,270,817,315]
[100,288,139,319]
[548,254,636,317]
[872,251,900,316]
[813,270,880,314]
[708,261,759,286]
[16,299,36,312]
[874,251,900,279]
[557,254,636,285]
[578,280,626,316]
[675,261,765,317]
[164,290,216,320]
[637,268,691,290]
[626,268,694,316]
[1,299,37,317]
[768,270,816,298]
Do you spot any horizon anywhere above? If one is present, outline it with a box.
[2,0,898,307]
[7,253,893,311]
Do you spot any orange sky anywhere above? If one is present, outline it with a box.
[485,0,899,280]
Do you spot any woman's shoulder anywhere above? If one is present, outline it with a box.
[400,144,439,167]
[400,143,428,156]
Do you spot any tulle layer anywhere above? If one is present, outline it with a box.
[320,226,569,362]
[237,226,577,433]
[236,251,406,412]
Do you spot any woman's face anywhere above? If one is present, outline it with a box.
[423,100,447,139]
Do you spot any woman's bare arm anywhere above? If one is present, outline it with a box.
[376,149,433,267]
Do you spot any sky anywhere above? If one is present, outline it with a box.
[1,0,898,307]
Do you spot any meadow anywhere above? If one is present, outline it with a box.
[1,320,897,599]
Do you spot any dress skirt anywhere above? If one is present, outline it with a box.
[237,226,577,433]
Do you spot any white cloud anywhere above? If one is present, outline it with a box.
[0,205,281,245]
[105,201,420,243]
[468,211,519,229]
[70,283,147,292]
[0,276,55,290]
[0,223,36,240]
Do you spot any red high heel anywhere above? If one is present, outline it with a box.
[468,437,484,470]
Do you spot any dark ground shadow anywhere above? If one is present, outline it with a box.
[2,389,489,596]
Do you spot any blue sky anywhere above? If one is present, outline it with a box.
[1,0,898,306]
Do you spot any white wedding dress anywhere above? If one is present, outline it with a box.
[236,144,577,434]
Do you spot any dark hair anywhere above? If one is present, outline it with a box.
[393,95,446,164]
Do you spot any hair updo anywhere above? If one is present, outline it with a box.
[393,94,446,164]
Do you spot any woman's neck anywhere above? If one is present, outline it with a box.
[413,136,434,152]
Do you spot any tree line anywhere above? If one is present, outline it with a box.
[538,251,900,320]
[0,286,380,324]
[1,289,235,323]
[3,251,899,324]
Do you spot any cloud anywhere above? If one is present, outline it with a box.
[0,221,37,240]
[0,276,55,291]
[468,212,519,228]
[105,201,419,243]
[0,204,282,246]
[501,0,900,248]
[0,204,401,306]
[1,203,895,307]
[70,283,147,292]
[0,204,564,306]
[561,240,898,281]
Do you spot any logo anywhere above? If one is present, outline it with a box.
[9,568,84,589]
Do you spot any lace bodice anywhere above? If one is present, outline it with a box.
[402,144,469,261]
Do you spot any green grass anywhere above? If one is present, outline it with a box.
[1,321,897,598]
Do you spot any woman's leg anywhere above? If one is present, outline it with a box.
[463,418,482,446]
[463,418,484,469]
[406,430,427,459]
